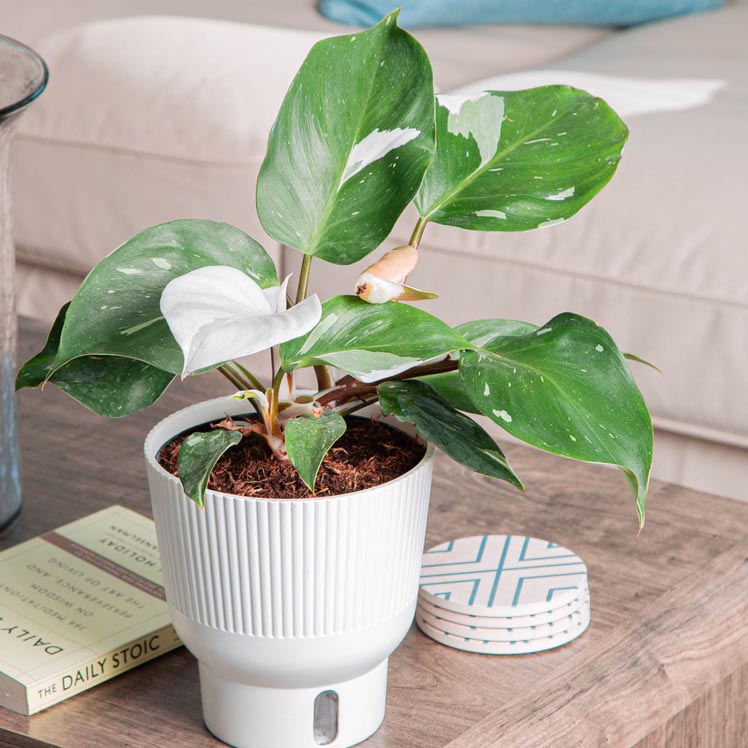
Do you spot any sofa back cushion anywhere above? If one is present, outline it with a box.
[319,0,725,27]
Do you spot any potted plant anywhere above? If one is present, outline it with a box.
[16,11,652,748]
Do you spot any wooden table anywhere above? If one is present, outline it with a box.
[3,317,748,748]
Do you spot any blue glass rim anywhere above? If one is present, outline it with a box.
[0,34,49,118]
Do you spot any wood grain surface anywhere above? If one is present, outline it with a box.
[2,317,747,748]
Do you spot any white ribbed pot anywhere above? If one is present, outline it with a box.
[144,397,434,748]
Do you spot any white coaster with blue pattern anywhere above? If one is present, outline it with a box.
[419,592,589,642]
[416,604,590,655]
[419,535,588,617]
[417,587,588,629]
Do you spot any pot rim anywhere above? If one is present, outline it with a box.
[144,396,434,504]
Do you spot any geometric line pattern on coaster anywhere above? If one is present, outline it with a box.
[418,594,590,642]
[417,587,589,629]
[416,605,591,655]
[419,535,588,616]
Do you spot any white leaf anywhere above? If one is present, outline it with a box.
[160,266,321,376]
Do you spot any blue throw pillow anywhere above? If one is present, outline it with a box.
[318,0,725,28]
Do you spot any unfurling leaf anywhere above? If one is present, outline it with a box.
[355,244,437,303]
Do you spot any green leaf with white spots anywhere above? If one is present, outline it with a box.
[280,295,471,382]
[379,379,522,489]
[415,87,628,231]
[16,303,70,390]
[285,411,347,491]
[416,318,538,413]
[178,428,243,507]
[256,11,435,265]
[459,313,652,527]
[16,302,174,417]
[49,220,278,377]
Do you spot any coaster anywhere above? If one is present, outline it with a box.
[419,535,588,617]
[416,605,590,655]
[418,590,589,629]
[418,594,589,642]
[417,588,588,629]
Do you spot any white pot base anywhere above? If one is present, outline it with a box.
[200,659,388,748]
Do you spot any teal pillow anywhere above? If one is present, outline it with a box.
[318,0,725,28]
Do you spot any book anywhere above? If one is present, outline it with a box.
[0,505,182,715]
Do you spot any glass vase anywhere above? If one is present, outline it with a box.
[0,36,48,530]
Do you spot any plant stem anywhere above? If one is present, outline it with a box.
[218,365,261,415]
[388,358,459,381]
[269,366,286,436]
[232,361,264,391]
[293,254,332,388]
[332,358,459,393]
[335,397,379,417]
[218,365,245,391]
[318,384,377,407]
[409,217,428,249]
[314,365,334,390]
[295,254,313,304]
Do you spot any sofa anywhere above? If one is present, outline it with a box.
[5,0,747,502]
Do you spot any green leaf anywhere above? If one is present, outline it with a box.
[455,319,539,348]
[16,302,174,417]
[16,302,70,390]
[257,11,435,265]
[177,428,243,507]
[50,220,278,377]
[285,411,347,491]
[280,295,471,382]
[416,318,538,413]
[459,313,652,527]
[379,379,523,489]
[415,87,628,231]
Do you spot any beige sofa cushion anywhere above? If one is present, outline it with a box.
[11,10,609,321]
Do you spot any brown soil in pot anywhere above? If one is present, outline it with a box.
[158,416,427,499]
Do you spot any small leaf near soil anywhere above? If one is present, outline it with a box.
[177,428,243,507]
[285,410,348,491]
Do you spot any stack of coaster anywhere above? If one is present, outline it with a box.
[416,535,590,655]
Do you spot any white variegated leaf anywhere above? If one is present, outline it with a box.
[256,12,435,265]
[161,266,321,377]
[415,87,628,231]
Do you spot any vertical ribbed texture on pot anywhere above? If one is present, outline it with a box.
[147,442,432,638]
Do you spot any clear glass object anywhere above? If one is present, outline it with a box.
[0,36,48,530]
